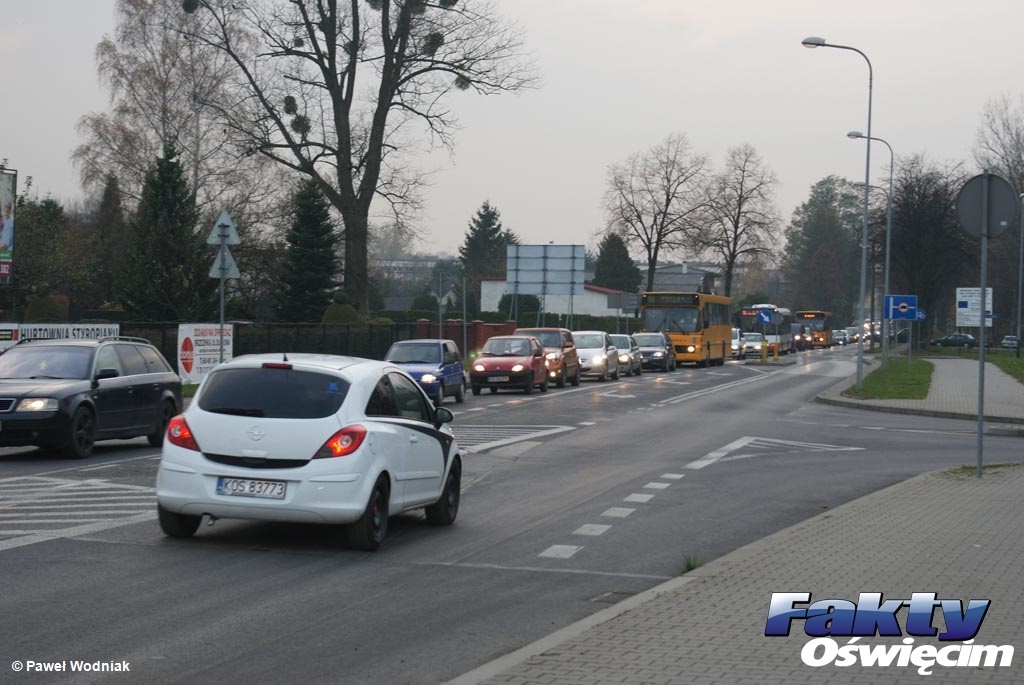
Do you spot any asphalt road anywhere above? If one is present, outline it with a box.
[2,347,1021,684]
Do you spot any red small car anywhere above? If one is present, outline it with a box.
[470,335,548,395]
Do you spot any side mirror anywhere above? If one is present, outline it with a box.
[563,341,574,349]
[434,406,454,427]
[95,368,119,381]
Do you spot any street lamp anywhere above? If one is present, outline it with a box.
[803,36,874,391]
[849,130,895,367]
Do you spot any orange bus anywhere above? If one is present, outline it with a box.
[794,310,834,347]
[639,291,732,367]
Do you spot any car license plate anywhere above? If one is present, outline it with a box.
[489,376,509,382]
[216,477,286,500]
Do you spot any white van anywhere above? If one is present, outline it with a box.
[731,328,746,359]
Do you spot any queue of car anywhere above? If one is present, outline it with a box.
[0,326,794,553]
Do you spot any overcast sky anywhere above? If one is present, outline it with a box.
[3,0,1022,257]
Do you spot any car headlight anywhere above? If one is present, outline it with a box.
[685,345,696,353]
[511,364,525,372]
[473,364,485,372]
[731,343,739,350]
[546,351,561,361]
[653,351,664,358]
[618,354,629,363]
[420,373,437,383]
[593,354,605,364]
[17,398,59,412]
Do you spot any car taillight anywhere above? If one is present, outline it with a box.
[167,415,200,452]
[314,425,367,459]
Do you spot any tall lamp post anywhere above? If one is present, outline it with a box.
[849,131,894,367]
[803,36,873,390]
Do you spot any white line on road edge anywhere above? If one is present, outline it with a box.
[443,575,695,685]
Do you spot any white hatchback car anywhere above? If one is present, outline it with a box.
[156,354,462,550]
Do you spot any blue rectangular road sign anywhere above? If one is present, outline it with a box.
[885,294,918,320]
[916,308,926,321]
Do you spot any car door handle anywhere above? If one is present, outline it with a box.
[409,436,419,444]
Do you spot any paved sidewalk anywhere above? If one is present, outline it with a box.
[446,358,1024,685]
[817,356,1024,429]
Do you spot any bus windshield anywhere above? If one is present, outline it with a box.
[641,306,700,333]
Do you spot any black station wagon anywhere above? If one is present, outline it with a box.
[0,337,182,458]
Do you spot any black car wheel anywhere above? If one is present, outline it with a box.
[434,383,445,408]
[158,504,201,538]
[556,364,567,388]
[571,367,581,386]
[65,407,96,459]
[425,460,461,526]
[347,477,389,551]
[472,385,481,396]
[147,400,176,447]
[455,380,466,404]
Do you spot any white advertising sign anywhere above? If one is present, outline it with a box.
[178,323,233,384]
[0,323,121,352]
[955,287,993,328]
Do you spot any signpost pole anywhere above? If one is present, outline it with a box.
[207,209,241,367]
[218,246,226,363]
[977,174,990,479]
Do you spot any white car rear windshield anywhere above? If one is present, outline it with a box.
[198,367,349,418]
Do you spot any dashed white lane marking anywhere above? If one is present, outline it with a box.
[661,473,685,480]
[602,508,634,518]
[624,494,654,503]
[539,545,583,559]
[573,524,611,536]
[578,421,597,426]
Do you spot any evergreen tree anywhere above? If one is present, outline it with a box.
[93,175,129,307]
[458,202,519,316]
[278,180,339,322]
[782,176,862,325]
[121,144,213,320]
[592,233,642,292]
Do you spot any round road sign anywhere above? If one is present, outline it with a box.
[956,172,1017,239]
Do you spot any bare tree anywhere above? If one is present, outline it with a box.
[974,94,1024,192]
[604,133,709,292]
[972,94,1024,336]
[74,0,275,213]
[698,144,780,296]
[181,0,537,313]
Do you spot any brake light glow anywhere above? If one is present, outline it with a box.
[167,415,200,452]
[314,425,367,459]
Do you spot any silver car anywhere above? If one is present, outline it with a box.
[572,330,620,381]
[609,334,643,376]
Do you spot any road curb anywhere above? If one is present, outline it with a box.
[443,575,698,685]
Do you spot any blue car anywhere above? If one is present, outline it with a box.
[384,339,466,406]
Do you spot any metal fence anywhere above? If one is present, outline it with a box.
[121,321,421,372]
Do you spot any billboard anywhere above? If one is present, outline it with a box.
[506,244,585,296]
[178,323,233,384]
[0,170,15,284]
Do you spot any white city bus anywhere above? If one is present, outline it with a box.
[733,304,795,355]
